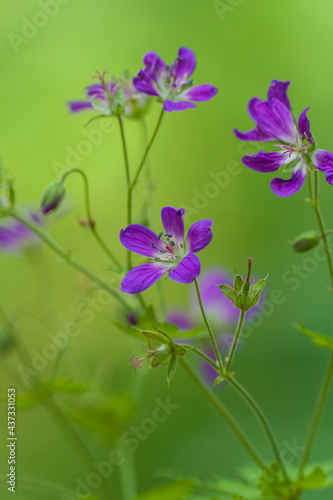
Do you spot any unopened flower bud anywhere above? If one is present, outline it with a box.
[292,231,320,253]
[40,181,66,215]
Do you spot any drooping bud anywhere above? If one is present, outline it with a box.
[292,231,320,253]
[40,181,66,215]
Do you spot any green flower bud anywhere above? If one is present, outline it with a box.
[292,231,320,253]
[40,181,66,215]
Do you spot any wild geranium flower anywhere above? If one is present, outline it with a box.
[120,207,213,294]
[68,72,150,119]
[234,80,319,197]
[133,47,218,112]
[0,212,41,254]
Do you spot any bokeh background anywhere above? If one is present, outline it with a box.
[1,0,333,498]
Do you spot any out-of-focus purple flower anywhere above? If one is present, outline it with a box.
[119,207,213,294]
[0,212,41,254]
[167,310,195,332]
[312,150,333,185]
[194,268,239,324]
[133,47,218,112]
[68,72,151,119]
[234,80,322,197]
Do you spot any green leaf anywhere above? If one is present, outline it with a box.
[43,378,89,394]
[134,480,194,500]
[69,392,135,445]
[297,466,326,490]
[295,322,333,351]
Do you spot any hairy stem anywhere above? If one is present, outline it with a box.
[130,108,165,190]
[298,353,333,478]
[194,278,224,374]
[308,169,333,288]
[180,358,266,470]
[10,210,130,311]
[117,116,132,270]
[61,168,122,270]
[225,309,245,373]
[228,377,290,482]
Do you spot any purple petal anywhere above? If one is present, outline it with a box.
[120,263,170,294]
[143,51,166,76]
[181,84,218,102]
[242,151,288,172]
[132,76,159,97]
[120,224,165,258]
[68,101,94,113]
[267,80,291,110]
[86,83,105,97]
[234,126,275,142]
[161,207,185,242]
[186,219,213,253]
[255,98,298,144]
[169,254,201,284]
[312,149,333,185]
[163,100,197,112]
[298,107,312,142]
[173,47,196,81]
[270,164,306,197]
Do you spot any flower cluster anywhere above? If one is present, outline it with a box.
[234,80,333,196]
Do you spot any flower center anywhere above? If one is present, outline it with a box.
[150,232,187,265]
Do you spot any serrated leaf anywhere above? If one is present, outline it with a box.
[295,322,333,351]
[134,480,194,500]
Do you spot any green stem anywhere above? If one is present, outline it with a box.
[228,377,290,483]
[194,278,224,374]
[180,358,266,470]
[225,309,245,373]
[10,209,131,312]
[117,116,132,270]
[308,169,333,288]
[298,353,333,478]
[130,108,165,190]
[61,168,122,270]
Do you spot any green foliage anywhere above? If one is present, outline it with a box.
[134,480,194,499]
[295,322,333,351]
[69,391,135,444]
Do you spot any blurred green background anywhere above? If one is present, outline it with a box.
[1,0,333,498]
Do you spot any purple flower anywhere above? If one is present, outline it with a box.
[312,150,333,185]
[234,80,319,197]
[68,72,150,119]
[133,47,218,112]
[0,212,41,254]
[119,207,213,294]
